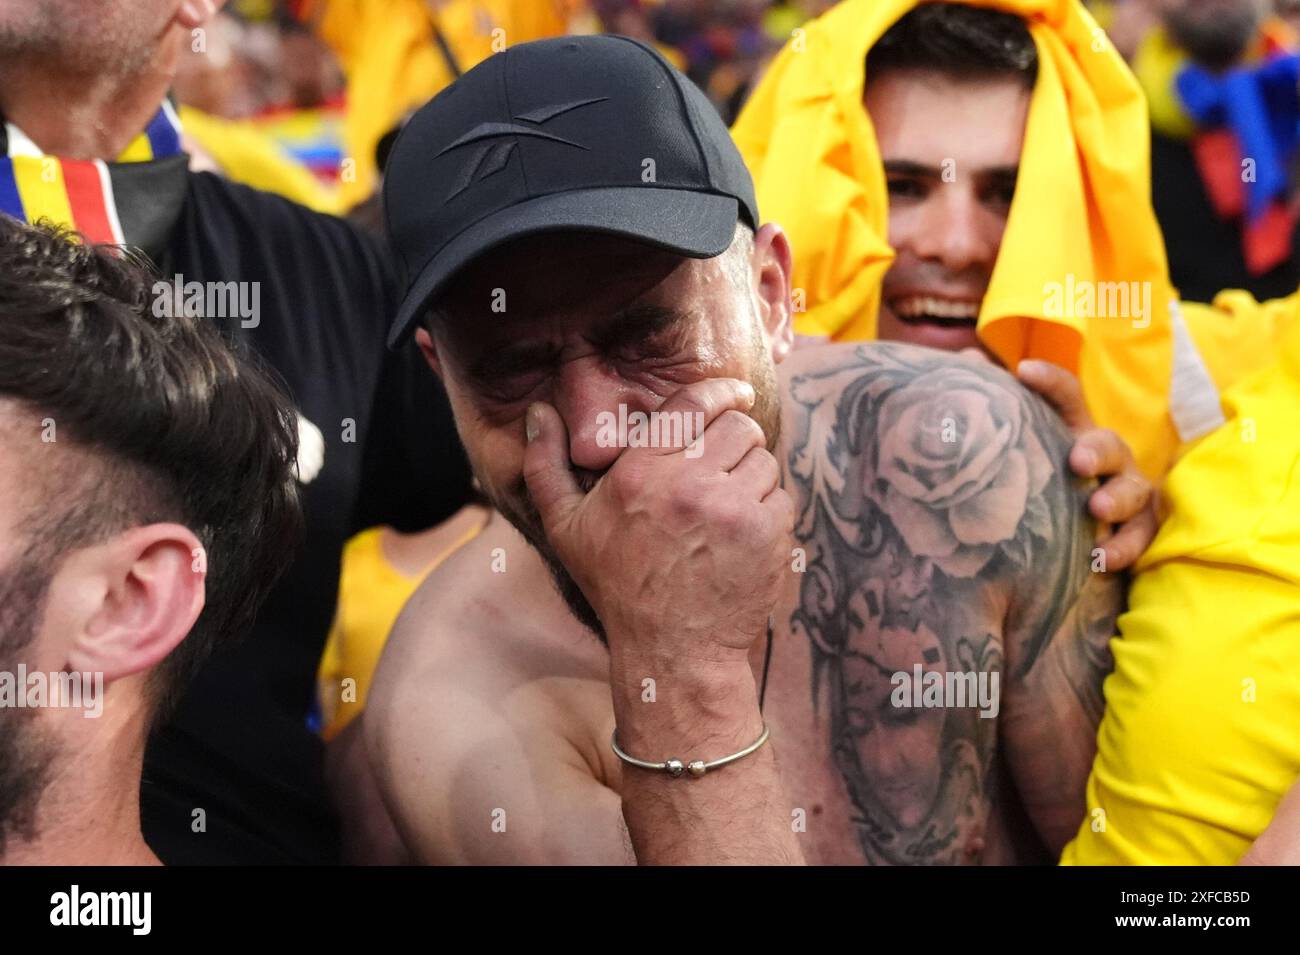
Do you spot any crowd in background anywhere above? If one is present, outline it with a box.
[171,0,1300,299]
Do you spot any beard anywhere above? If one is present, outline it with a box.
[0,0,161,77]
[494,484,610,642]
[477,332,784,646]
[1165,1,1266,71]
[0,549,59,857]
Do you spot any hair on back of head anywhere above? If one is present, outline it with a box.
[0,214,304,722]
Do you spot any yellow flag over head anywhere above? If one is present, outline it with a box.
[733,0,1190,478]
[312,0,580,209]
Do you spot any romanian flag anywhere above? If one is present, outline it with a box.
[0,102,184,245]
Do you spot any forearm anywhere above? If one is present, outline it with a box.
[609,653,804,866]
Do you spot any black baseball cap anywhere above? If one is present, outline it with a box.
[384,34,760,347]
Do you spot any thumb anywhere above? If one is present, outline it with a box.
[522,402,583,537]
[1017,359,1093,432]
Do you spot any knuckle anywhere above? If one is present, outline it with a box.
[668,471,706,518]
[719,408,760,435]
[1099,428,1124,450]
[608,460,644,501]
[714,500,750,535]
[1127,472,1153,496]
[1110,541,1136,569]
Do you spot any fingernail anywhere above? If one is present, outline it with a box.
[1093,492,1111,515]
[1076,448,1098,473]
[1018,359,1047,378]
[525,405,541,443]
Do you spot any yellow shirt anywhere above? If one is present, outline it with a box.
[317,520,483,740]
[1061,313,1300,865]
[1181,289,1300,396]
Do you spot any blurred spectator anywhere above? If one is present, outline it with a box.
[1084,0,1159,60]
[297,0,585,210]
[1129,0,1300,301]
[652,0,779,121]
[165,1,828,212]
[317,503,489,742]
[172,7,347,212]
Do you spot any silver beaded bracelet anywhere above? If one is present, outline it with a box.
[610,723,771,778]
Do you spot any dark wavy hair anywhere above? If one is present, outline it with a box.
[868,3,1039,88]
[0,214,303,720]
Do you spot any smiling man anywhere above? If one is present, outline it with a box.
[865,9,1032,352]
[733,0,1227,486]
[364,34,1126,866]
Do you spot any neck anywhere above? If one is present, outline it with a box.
[0,44,176,159]
[0,721,159,866]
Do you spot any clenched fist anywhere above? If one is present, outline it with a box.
[522,378,795,666]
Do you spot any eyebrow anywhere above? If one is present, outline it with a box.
[589,302,692,350]
[464,303,691,382]
[468,339,559,382]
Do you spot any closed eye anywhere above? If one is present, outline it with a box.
[886,175,931,202]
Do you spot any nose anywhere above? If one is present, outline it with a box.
[552,357,648,474]
[910,183,998,275]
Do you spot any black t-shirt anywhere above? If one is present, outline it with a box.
[140,172,472,864]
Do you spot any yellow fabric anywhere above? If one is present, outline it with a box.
[309,0,580,210]
[12,156,75,226]
[1181,289,1300,396]
[117,133,158,164]
[179,106,345,215]
[1130,26,1198,140]
[1061,313,1300,865]
[317,521,484,740]
[731,0,1185,480]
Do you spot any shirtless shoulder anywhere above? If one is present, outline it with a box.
[774,341,1119,863]
[366,515,630,864]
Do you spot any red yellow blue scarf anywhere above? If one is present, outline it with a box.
[1134,22,1300,276]
[0,101,187,252]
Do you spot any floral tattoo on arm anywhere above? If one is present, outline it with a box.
[784,343,1115,864]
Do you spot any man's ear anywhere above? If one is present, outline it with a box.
[415,327,444,378]
[751,223,795,365]
[175,0,229,31]
[47,524,206,685]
